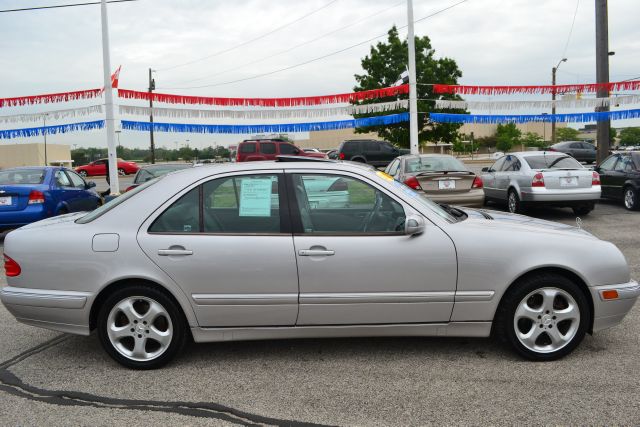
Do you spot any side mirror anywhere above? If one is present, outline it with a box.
[481,167,490,172]
[405,214,425,236]
[86,181,96,189]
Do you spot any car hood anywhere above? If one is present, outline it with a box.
[460,207,596,239]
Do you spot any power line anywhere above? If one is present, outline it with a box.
[0,0,138,13]
[160,0,405,88]
[156,0,341,72]
[167,0,469,90]
[561,0,580,59]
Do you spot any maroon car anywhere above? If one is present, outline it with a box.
[236,139,326,162]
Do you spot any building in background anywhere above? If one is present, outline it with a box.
[0,143,72,169]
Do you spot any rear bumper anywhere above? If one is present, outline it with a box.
[422,189,485,207]
[520,186,601,204]
[0,206,47,229]
[590,280,640,332]
[0,286,91,335]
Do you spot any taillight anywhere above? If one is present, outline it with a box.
[532,172,545,187]
[404,176,421,190]
[125,185,138,192]
[547,148,557,152]
[472,176,483,189]
[28,190,45,204]
[339,152,345,160]
[592,171,601,186]
[4,254,21,277]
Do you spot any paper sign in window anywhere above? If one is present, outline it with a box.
[239,179,272,217]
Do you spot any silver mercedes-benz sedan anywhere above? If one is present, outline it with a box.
[1,159,638,369]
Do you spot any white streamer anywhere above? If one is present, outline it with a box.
[0,105,104,124]
[435,95,640,111]
[118,100,408,120]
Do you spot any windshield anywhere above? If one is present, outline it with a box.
[76,177,160,224]
[135,165,191,183]
[525,155,583,170]
[405,156,468,173]
[0,168,46,185]
[380,174,457,222]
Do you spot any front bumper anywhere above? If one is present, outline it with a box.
[590,280,640,332]
[0,286,92,335]
[520,186,601,204]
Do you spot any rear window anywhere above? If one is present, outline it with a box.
[525,155,583,170]
[405,156,467,174]
[240,143,256,153]
[0,168,46,184]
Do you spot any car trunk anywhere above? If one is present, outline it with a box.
[0,186,34,212]
[416,172,475,193]
[537,169,593,189]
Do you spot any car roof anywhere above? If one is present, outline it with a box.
[396,154,457,160]
[507,151,568,157]
[2,166,58,170]
[141,163,191,169]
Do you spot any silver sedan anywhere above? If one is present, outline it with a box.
[481,151,601,215]
[1,160,638,369]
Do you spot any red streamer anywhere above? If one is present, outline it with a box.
[117,84,409,107]
[433,80,640,95]
[0,88,103,108]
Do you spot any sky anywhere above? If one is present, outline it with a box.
[0,0,638,150]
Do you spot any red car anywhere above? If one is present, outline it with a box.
[236,139,327,162]
[75,158,139,177]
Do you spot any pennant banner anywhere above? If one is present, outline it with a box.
[430,109,640,124]
[0,89,103,108]
[0,105,104,125]
[0,120,105,140]
[435,95,640,111]
[433,80,640,95]
[121,113,409,135]
[119,100,407,120]
[117,84,409,107]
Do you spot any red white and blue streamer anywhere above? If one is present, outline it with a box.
[430,109,640,124]
[0,120,105,140]
[433,80,640,95]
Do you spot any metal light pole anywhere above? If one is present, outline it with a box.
[100,0,119,194]
[595,0,611,163]
[406,0,419,154]
[148,68,156,164]
[551,58,567,143]
[42,114,48,166]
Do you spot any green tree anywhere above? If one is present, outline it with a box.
[476,135,498,149]
[619,127,640,146]
[610,126,617,143]
[521,132,544,148]
[353,26,466,148]
[495,123,521,152]
[556,127,580,141]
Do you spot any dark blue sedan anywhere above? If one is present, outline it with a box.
[0,166,101,232]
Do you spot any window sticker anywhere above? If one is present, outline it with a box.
[239,178,272,217]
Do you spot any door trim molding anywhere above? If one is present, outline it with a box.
[192,293,298,306]
[299,291,455,304]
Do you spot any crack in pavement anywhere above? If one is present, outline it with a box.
[0,334,333,427]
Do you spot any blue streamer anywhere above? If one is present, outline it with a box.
[121,113,409,135]
[0,120,105,140]
[430,109,640,124]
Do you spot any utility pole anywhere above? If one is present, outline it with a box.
[43,114,48,166]
[406,0,419,155]
[595,0,610,163]
[149,68,156,164]
[551,58,567,143]
[100,0,119,194]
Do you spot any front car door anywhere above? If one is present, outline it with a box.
[137,170,299,327]
[65,169,98,211]
[481,156,505,200]
[288,170,457,325]
[598,155,620,198]
[494,155,515,201]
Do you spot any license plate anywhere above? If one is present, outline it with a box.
[560,177,578,187]
[438,180,456,190]
[0,196,12,206]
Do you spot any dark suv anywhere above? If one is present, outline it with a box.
[337,139,409,167]
[236,139,326,162]
[548,141,597,164]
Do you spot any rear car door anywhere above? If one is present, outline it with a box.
[568,143,584,161]
[363,141,382,165]
[259,142,277,160]
[137,171,299,327]
[288,170,457,325]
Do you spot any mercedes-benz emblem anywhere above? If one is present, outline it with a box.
[576,217,583,229]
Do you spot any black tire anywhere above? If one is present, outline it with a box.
[572,204,594,216]
[79,170,88,177]
[623,186,639,211]
[507,189,523,214]
[97,284,187,369]
[351,157,366,163]
[494,273,590,361]
[57,207,69,215]
[118,168,126,176]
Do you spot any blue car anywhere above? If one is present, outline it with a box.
[0,166,101,232]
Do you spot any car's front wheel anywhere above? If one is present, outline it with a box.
[78,170,88,177]
[507,189,523,214]
[623,186,639,211]
[495,273,589,361]
[97,285,187,369]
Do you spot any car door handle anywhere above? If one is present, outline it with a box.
[298,249,335,256]
[158,249,193,256]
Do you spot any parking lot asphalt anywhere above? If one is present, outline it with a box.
[1,190,639,425]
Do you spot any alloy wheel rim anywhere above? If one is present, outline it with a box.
[513,287,580,354]
[508,193,517,213]
[625,189,634,209]
[106,296,173,362]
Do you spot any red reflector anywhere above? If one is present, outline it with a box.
[4,254,21,277]
[404,176,421,190]
[28,190,45,204]
[125,185,138,192]
[472,176,483,189]
[592,171,601,186]
[339,152,345,160]
[531,172,545,187]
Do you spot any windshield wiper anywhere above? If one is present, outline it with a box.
[438,203,468,221]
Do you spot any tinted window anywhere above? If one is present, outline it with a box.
[599,155,618,171]
[524,155,583,170]
[149,187,200,233]
[293,174,405,234]
[381,142,396,153]
[260,143,276,154]
[134,169,154,184]
[240,143,256,153]
[0,168,46,184]
[364,141,381,152]
[341,141,360,154]
[55,170,72,187]
[405,156,467,173]
[504,158,521,172]
[569,143,582,149]
[94,160,106,165]
[582,143,596,150]
[279,143,298,155]
[66,170,86,188]
[615,156,635,172]
[500,156,515,171]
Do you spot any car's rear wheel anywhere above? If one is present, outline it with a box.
[572,203,594,216]
[623,186,639,210]
[97,285,187,369]
[507,189,523,214]
[495,273,589,361]
[78,170,88,177]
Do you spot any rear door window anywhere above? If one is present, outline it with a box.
[149,187,201,234]
[240,143,256,153]
[260,143,276,154]
[364,141,381,152]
